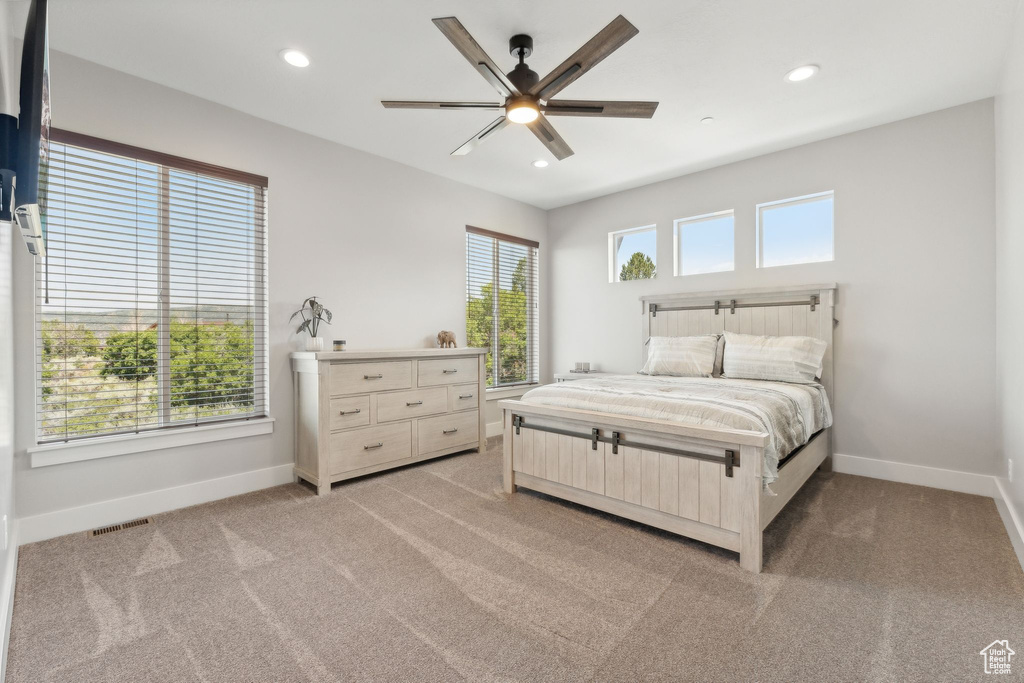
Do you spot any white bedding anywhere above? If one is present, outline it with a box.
[519,375,832,486]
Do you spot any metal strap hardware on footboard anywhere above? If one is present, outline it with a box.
[649,295,818,317]
[512,415,736,477]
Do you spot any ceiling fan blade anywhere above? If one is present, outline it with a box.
[526,114,574,160]
[451,117,510,156]
[382,101,503,110]
[543,99,658,118]
[531,16,639,102]
[432,17,519,98]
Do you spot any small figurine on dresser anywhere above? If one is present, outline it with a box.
[437,330,457,348]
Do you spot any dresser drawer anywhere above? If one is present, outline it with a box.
[330,422,412,475]
[330,361,412,396]
[448,384,479,412]
[417,410,479,455]
[377,387,447,423]
[329,396,370,431]
[417,357,479,387]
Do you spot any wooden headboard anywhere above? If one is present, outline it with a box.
[640,284,837,401]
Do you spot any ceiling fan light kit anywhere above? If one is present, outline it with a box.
[506,97,539,124]
[381,15,659,161]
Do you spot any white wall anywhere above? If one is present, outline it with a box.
[11,52,548,521]
[996,5,1024,521]
[547,100,998,476]
[0,3,18,673]
[0,218,13,677]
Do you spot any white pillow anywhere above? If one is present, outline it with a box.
[641,335,719,377]
[722,331,827,384]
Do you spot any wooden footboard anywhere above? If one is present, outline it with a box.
[501,401,782,572]
[501,402,832,572]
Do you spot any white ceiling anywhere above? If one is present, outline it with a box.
[34,0,1022,209]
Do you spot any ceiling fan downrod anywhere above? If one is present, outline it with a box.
[507,34,539,94]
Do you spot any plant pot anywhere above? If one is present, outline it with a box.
[305,336,325,352]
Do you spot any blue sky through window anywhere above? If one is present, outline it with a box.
[759,194,834,268]
[612,227,656,281]
[676,213,734,275]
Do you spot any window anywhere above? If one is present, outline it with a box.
[674,210,734,276]
[757,191,834,268]
[609,225,656,282]
[37,131,268,443]
[465,226,538,388]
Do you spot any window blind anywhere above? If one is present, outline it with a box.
[36,131,268,443]
[465,226,539,388]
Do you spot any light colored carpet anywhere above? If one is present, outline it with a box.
[6,439,1023,682]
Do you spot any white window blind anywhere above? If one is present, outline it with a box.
[465,226,539,388]
[36,131,268,443]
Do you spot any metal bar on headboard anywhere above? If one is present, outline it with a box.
[649,295,818,317]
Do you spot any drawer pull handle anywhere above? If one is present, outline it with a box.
[406,400,423,407]
[442,369,458,374]
[364,442,384,450]
[458,394,473,399]
[364,374,383,380]
[443,428,459,435]
[339,408,362,416]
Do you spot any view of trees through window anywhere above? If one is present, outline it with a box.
[610,226,657,282]
[618,252,656,280]
[40,316,257,438]
[38,139,267,442]
[465,230,538,387]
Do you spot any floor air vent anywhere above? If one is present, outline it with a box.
[88,517,152,538]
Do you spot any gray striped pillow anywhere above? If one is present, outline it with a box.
[641,335,719,377]
[722,332,827,384]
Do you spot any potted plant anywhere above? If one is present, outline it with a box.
[291,296,333,351]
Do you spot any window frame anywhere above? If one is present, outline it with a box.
[608,224,657,283]
[756,190,835,269]
[673,209,735,277]
[33,129,271,450]
[465,226,539,391]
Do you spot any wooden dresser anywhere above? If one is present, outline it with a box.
[290,348,487,494]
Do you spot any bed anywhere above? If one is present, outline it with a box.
[499,285,837,572]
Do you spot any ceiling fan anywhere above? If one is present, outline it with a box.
[381,15,658,161]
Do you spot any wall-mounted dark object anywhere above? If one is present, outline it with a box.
[0,0,49,254]
[0,113,18,222]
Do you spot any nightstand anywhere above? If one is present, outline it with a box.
[553,371,617,382]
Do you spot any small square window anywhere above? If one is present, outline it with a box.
[757,191,834,268]
[674,211,734,276]
[609,225,657,282]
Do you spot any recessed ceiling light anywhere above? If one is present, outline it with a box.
[280,49,310,68]
[785,64,819,82]
[700,116,715,125]
[532,160,549,168]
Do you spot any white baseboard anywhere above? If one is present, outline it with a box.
[1,520,18,683]
[486,420,503,438]
[18,464,294,545]
[832,453,997,497]
[994,477,1024,572]
[832,452,1023,573]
